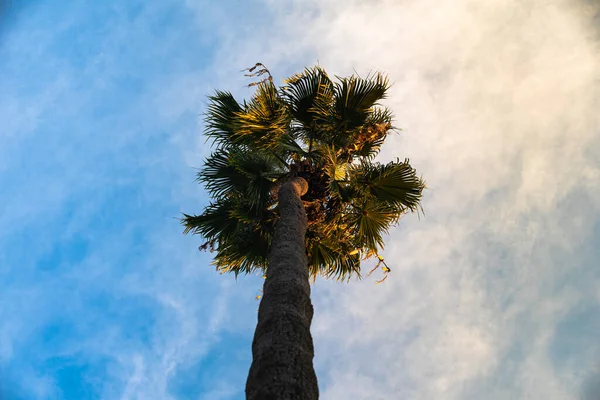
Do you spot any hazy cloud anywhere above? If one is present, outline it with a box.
[2,0,598,399]
[197,0,600,398]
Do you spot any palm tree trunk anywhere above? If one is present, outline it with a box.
[246,177,319,400]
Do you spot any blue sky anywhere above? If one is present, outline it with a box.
[1,0,599,399]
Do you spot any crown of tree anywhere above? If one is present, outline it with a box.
[183,64,425,280]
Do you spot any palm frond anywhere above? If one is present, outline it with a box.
[204,90,243,147]
[235,82,291,150]
[198,149,284,210]
[351,159,425,212]
[344,200,397,251]
[283,66,334,132]
[278,132,311,161]
[181,198,240,240]
[185,65,424,281]
[349,107,395,159]
[333,72,390,131]
[321,146,348,199]
[306,237,361,281]
[197,150,249,198]
[213,225,271,275]
[229,150,284,210]
[183,198,273,276]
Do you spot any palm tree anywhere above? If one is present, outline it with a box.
[182,64,425,400]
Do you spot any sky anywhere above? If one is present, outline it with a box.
[0,0,599,399]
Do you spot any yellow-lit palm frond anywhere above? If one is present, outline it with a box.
[183,65,424,281]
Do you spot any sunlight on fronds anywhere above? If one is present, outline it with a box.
[333,72,391,130]
[236,82,291,151]
[351,159,426,212]
[183,64,424,281]
[283,66,334,130]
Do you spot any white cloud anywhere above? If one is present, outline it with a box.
[7,0,591,398]
[191,0,600,398]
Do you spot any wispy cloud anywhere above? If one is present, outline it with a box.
[1,1,255,399]
[194,0,600,398]
[1,0,598,399]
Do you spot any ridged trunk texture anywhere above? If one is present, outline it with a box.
[245,177,319,400]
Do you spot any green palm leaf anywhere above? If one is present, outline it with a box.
[344,200,397,251]
[198,149,284,210]
[351,159,425,212]
[204,90,243,147]
[306,237,361,280]
[229,150,284,210]
[213,225,270,275]
[321,145,348,199]
[182,198,240,240]
[197,150,249,198]
[350,108,395,159]
[235,82,291,150]
[183,197,274,275]
[333,72,390,131]
[283,66,334,132]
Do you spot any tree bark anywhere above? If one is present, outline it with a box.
[246,177,319,400]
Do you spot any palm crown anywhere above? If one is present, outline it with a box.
[183,65,425,280]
